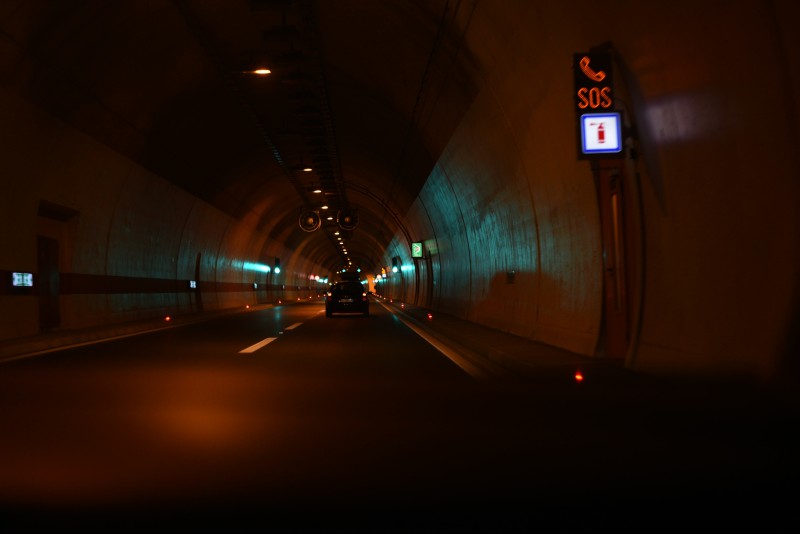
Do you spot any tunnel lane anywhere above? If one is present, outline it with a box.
[0,298,797,529]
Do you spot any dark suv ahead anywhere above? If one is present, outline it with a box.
[325,281,369,317]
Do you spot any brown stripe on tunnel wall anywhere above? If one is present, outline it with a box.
[0,270,306,296]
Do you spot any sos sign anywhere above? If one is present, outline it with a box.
[574,52,614,112]
[574,52,621,158]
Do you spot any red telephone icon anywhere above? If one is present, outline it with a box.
[579,56,606,82]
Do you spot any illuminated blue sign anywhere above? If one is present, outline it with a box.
[12,272,33,287]
[580,112,622,155]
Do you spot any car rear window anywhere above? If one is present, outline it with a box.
[334,282,364,293]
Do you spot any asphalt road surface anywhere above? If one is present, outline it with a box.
[0,300,797,530]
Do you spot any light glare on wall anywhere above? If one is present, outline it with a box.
[243,262,271,273]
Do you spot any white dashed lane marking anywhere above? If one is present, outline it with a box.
[240,322,304,353]
[239,337,278,354]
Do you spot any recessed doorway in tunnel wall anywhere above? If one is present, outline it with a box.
[417,252,435,308]
[36,236,60,332]
[35,200,79,332]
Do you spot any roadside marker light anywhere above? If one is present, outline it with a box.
[575,371,584,382]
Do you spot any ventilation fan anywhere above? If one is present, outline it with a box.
[337,209,358,230]
[299,210,321,232]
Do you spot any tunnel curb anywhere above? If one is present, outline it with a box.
[376,298,618,383]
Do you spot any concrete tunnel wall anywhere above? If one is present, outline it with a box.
[0,88,326,341]
[380,0,800,382]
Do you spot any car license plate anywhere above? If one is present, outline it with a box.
[340,298,353,303]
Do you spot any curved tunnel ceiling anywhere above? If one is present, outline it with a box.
[4,0,480,274]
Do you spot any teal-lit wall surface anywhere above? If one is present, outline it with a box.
[378,0,799,380]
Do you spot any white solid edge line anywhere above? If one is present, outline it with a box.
[285,322,302,330]
[0,326,179,362]
[378,302,485,379]
[239,337,278,354]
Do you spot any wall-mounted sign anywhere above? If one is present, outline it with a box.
[573,52,614,114]
[411,242,423,258]
[580,112,622,155]
[574,51,623,159]
[11,272,33,287]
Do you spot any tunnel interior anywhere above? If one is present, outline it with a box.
[1,1,800,525]
[1,0,799,386]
